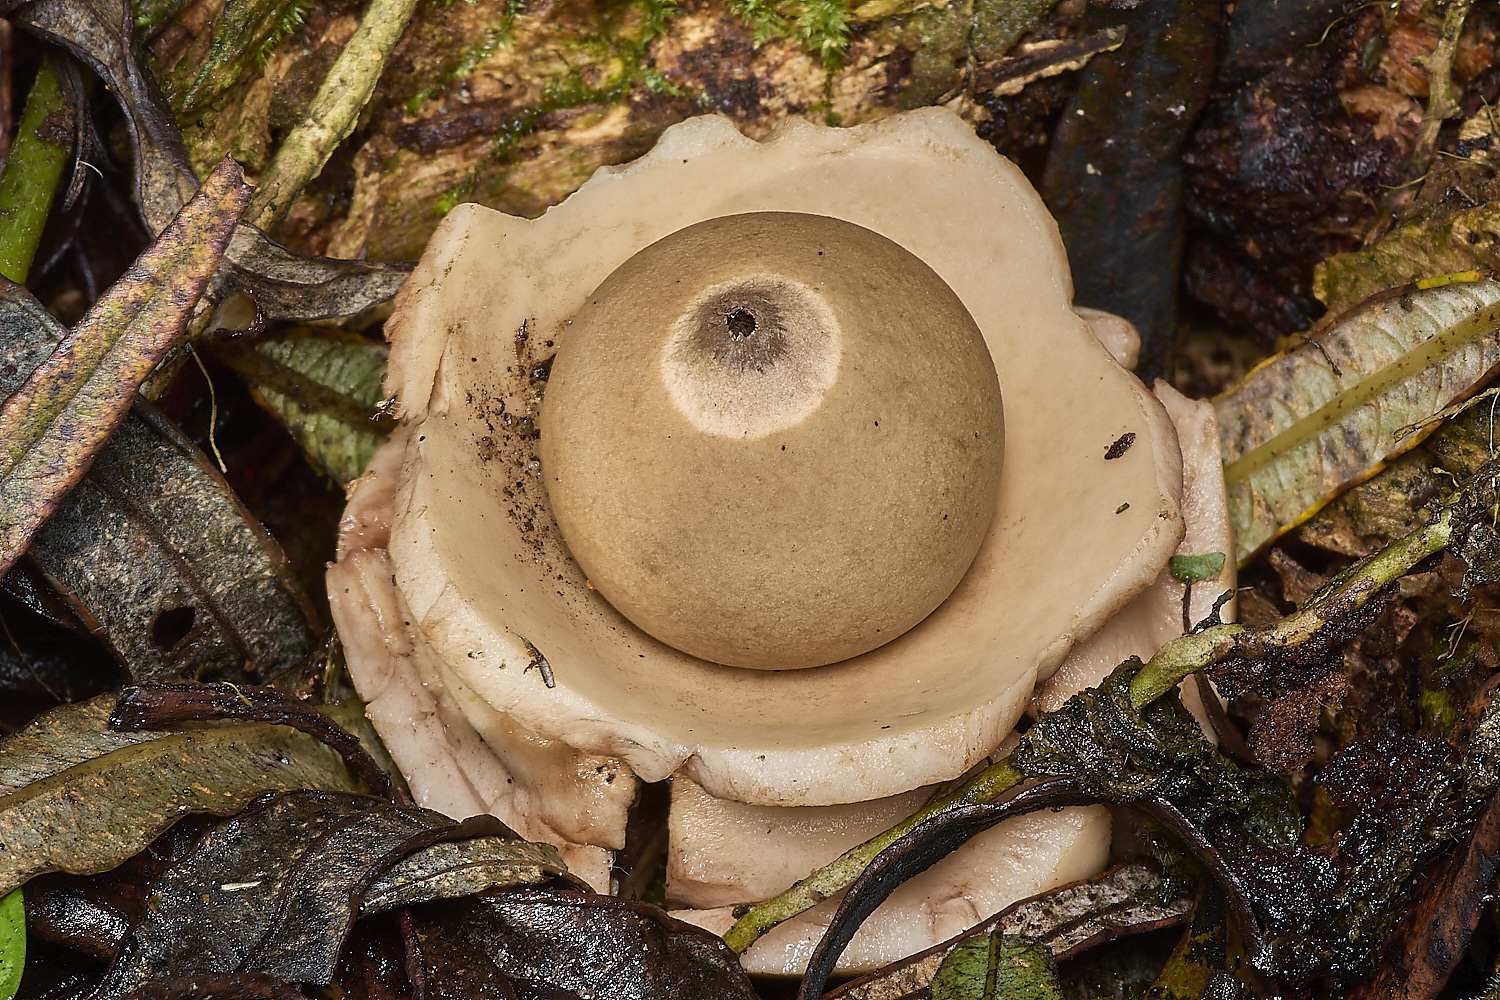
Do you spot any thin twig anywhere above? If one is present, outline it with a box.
[722,759,1024,953]
[1129,503,1457,708]
[246,0,420,231]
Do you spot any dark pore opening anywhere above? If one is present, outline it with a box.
[689,287,788,373]
[726,309,757,339]
[150,605,197,651]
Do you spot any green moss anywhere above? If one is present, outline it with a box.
[256,0,311,67]
[638,0,681,41]
[727,0,792,44]
[1420,687,1457,736]
[406,0,527,112]
[432,64,636,216]
[969,0,1056,61]
[716,0,852,61]
[796,0,852,64]
[134,0,196,30]
[166,0,309,114]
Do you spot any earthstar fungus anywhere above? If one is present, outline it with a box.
[329,109,1224,972]
[541,211,1005,670]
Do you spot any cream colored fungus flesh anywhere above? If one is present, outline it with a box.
[347,109,1185,816]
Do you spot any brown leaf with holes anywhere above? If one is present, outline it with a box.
[0,281,317,683]
[25,404,319,683]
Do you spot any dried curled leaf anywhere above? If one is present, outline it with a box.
[0,694,369,897]
[1217,277,1500,562]
[0,157,249,577]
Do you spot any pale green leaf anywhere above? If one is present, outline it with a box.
[931,933,1063,1000]
[1216,278,1500,563]
[0,888,21,1000]
[1168,552,1226,585]
[226,332,389,483]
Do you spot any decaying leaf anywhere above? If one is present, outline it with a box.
[111,681,392,797]
[17,0,410,323]
[0,694,372,897]
[95,791,529,994]
[827,864,1192,1000]
[930,933,1063,1000]
[0,156,250,578]
[0,261,320,682]
[1316,209,1500,319]
[1344,772,1500,1000]
[1217,276,1500,562]
[25,405,321,683]
[974,27,1126,98]
[212,331,391,483]
[1140,890,1224,1000]
[411,889,760,1000]
[360,836,581,913]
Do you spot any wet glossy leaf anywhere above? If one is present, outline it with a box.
[0,888,22,1000]
[361,837,580,914]
[96,791,552,994]
[828,865,1191,1000]
[1040,0,1220,378]
[214,332,391,483]
[17,0,410,323]
[414,889,760,1000]
[931,933,1062,1000]
[0,694,367,897]
[1344,777,1500,1000]
[0,157,249,578]
[1216,277,1500,562]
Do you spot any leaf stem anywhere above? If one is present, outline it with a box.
[1129,503,1458,708]
[722,759,1023,954]
[0,60,69,283]
[246,0,420,231]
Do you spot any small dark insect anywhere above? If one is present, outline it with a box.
[1104,432,1136,460]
